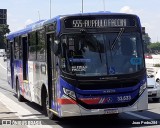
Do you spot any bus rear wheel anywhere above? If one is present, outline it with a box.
[42,89,57,120]
[102,113,119,119]
[16,79,25,102]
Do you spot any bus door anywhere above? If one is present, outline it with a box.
[9,41,14,89]
[22,36,28,81]
[21,36,30,100]
[47,33,58,111]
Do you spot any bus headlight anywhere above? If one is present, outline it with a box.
[139,83,147,95]
[63,88,76,99]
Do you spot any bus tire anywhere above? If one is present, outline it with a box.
[152,98,159,102]
[48,110,56,120]
[42,89,57,120]
[109,113,119,118]
[16,79,25,102]
[103,113,119,119]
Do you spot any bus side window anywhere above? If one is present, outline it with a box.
[6,40,10,59]
[37,29,46,62]
[28,32,37,61]
[14,37,20,60]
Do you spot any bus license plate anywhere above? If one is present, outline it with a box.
[104,108,118,114]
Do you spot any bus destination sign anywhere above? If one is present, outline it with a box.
[64,16,136,28]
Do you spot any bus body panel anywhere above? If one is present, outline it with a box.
[13,60,31,101]
[28,61,35,101]
[27,61,48,104]
[7,60,12,85]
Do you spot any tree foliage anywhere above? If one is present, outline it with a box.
[143,33,151,53]
[0,24,10,49]
[147,42,160,53]
[0,24,10,35]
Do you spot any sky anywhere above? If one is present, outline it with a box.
[1,0,160,42]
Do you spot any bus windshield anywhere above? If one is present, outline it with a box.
[60,32,144,76]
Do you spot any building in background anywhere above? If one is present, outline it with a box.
[0,9,7,49]
[0,9,7,25]
[142,27,151,53]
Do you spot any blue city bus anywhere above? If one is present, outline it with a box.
[6,12,148,119]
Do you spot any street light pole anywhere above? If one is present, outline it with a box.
[82,0,83,13]
[38,11,40,20]
[50,0,51,18]
[103,0,106,11]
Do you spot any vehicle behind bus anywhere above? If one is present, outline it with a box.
[0,49,5,57]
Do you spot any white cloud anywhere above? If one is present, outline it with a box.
[25,19,34,26]
[142,23,152,30]
[120,6,133,14]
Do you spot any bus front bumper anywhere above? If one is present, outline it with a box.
[55,89,148,117]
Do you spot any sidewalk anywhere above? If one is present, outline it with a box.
[0,100,28,128]
[0,94,61,128]
[0,100,19,120]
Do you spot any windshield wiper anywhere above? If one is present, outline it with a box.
[96,40,103,63]
[82,34,103,63]
[111,28,124,50]
[87,35,103,63]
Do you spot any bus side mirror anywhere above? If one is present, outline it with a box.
[53,40,60,56]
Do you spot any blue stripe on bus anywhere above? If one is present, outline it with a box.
[76,89,139,104]
[59,77,146,105]
[60,77,146,96]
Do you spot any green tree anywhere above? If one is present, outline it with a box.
[143,33,151,53]
[148,42,160,53]
[0,24,10,49]
[0,24,10,35]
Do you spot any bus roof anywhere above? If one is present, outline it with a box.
[7,20,46,40]
[6,12,139,40]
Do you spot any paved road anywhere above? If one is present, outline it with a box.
[0,57,160,128]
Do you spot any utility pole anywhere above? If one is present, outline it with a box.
[38,11,40,20]
[103,0,106,11]
[50,0,51,18]
[82,0,83,13]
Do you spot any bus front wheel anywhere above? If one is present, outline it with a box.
[42,89,57,120]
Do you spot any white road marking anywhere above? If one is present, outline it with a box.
[125,111,152,120]
[0,62,7,70]
[0,92,61,128]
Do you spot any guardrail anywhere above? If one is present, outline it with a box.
[145,58,160,67]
